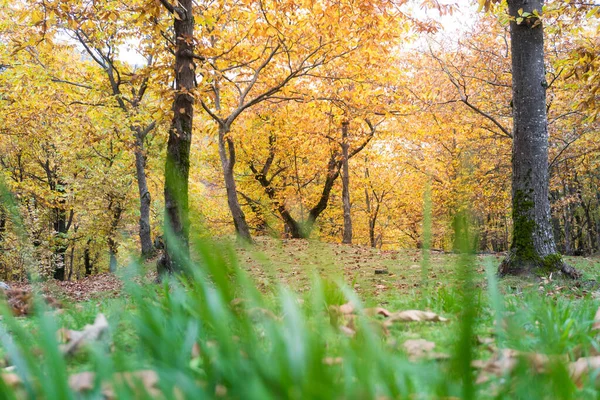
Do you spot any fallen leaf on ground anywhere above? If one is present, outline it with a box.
[402,339,450,361]
[68,371,96,392]
[191,342,201,358]
[69,370,160,399]
[1,372,21,387]
[403,339,435,360]
[476,336,496,352]
[383,310,448,327]
[569,356,600,385]
[364,307,392,317]
[340,325,356,337]
[339,302,354,315]
[472,349,562,384]
[60,313,109,355]
[322,357,343,365]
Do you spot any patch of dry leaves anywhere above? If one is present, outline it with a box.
[6,273,124,303]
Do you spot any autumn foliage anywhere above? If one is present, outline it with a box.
[0,0,598,280]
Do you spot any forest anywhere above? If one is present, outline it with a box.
[0,0,600,398]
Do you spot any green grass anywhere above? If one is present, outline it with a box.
[1,237,600,399]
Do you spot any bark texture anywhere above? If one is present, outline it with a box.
[499,0,579,278]
[162,0,195,273]
[52,205,68,281]
[133,125,155,257]
[341,121,353,244]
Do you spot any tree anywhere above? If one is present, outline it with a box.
[158,0,195,272]
[498,0,580,278]
[341,121,352,244]
[195,0,419,242]
[28,0,161,259]
[243,105,376,239]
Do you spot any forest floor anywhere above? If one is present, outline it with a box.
[238,237,600,303]
[3,237,600,397]
[10,236,600,303]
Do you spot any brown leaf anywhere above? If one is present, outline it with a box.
[383,310,448,327]
[339,325,356,337]
[472,349,563,384]
[364,307,392,317]
[403,339,436,360]
[1,372,21,388]
[69,370,160,399]
[60,313,109,356]
[339,302,354,315]
[322,357,343,365]
[191,342,201,359]
[569,356,600,385]
[68,371,96,392]
[476,336,496,352]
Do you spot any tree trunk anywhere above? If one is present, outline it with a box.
[0,206,5,280]
[341,121,352,244]
[84,238,93,277]
[134,127,154,257]
[108,240,118,273]
[162,0,195,273]
[218,125,252,242]
[305,154,343,236]
[0,206,6,243]
[563,179,573,255]
[52,206,68,281]
[106,202,123,273]
[499,0,579,278]
[67,245,75,281]
[250,162,305,239]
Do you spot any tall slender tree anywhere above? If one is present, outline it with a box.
[498,0,580,278]
[159,0,195,272]
[341,121,353,244]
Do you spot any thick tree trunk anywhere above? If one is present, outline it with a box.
[162,0,195,273]
[341,121,352,244]
[218,125,252,242]
[134,127,154,257]
[499,0,579,278]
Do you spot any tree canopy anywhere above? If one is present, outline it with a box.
[0,0,598,280]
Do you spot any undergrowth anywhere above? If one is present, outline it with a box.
[0,236,599,399]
